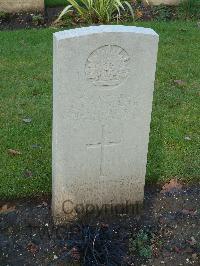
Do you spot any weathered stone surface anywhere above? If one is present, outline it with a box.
[143,0,181,5]
[0,0,44,13]
[52,25,159,223]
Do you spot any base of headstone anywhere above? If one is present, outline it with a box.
[0,0,44,13]
[142,0,181,5]
[53,200,144,225]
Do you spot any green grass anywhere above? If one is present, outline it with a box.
[45,0,67,7]
[0,21,199,199]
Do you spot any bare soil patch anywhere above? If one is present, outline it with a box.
[0,184,200,265]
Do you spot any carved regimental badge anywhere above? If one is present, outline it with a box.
[85,45,130,87]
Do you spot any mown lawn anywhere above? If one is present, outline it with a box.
[0,21,199,199]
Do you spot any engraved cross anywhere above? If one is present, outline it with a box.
[86,125,121,177]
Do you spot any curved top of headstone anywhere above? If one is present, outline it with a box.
[54,25,158,41]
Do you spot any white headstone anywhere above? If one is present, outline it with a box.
[52,25,159,223]
[143,0,181,6]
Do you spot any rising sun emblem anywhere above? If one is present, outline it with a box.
[85,45,130,87]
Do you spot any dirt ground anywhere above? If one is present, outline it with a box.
[0,7,63,30]
[0,4,179,31]
[0,183,200,266]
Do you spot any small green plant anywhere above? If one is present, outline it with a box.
[152,4,174,21]
[45,0,67,7]
[129,230,152,259]
[0,11,9,20]
[56,0,134,23]
[32,14,44,25]
[179,0,200,19]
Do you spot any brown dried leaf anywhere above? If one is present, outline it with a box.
[24,170,33,178]
[135,9,143,19]
[161,179,182,193]
[8,149,22,156]
[184,247,193,253]
[27,242,39,254]
[174,80,186,86]
[101,223,109,228]
[71,247,80,262]
[174,246,181,253]
[0,204,16,214]
[182,209,197,216]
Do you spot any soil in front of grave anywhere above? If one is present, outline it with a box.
[0,7,63,30]
[0,4,181,31]
[0,184,200,266]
